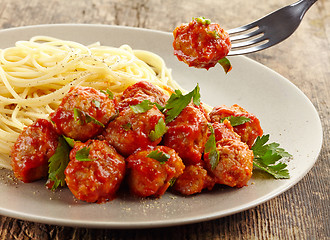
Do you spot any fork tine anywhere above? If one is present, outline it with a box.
[229,28,263,41]
[228,39,274,56]
[226,22,258,35]
[231,34,268,49]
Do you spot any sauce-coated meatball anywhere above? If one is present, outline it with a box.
[163,104,209,165]
[212,119,241,142]
[173,18,231,70]
[102,105,165,157]
[126,146,185,198]
[172,164,215,195]
[209,104,263,148]
[11,119,59,183]
[117,81,169,112]
[50,86,117,141]
[204,138,254,188]
[65,140,125,203]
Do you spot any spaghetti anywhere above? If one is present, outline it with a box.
[0,36,181,169]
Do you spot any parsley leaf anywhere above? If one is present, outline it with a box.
[63,135,76,148]
[48,136,70,191]
[204,123,220,170]
[147,150,170,164]
[100,89,114,99]
[73,108,105,127]
[75,146,92,161]
[251,134,291,179]
[165,84,200,123]
[153,102,165,112]
[220,116,251,127]
[218,57,232,73]
[130,100,154,114]
[149,118,168,141]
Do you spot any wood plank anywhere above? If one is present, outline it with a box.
[0,0,328,239]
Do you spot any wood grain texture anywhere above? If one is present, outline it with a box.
[0,0,329,239]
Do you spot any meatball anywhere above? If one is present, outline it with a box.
[163,104,209,165]
[209,104,263,148]
[212,119,241,142]
[172,164,215,195]
[102,105,165,157]
[11,119,59,183]
[65,140,125,203]
[117,81,169,112]
[204,138,254,188]
[173,17,231,70]
[126,146,185,198]
[50,86,117,141]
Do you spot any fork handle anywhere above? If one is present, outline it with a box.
[293,0,318,19]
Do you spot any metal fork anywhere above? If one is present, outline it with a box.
[227,0,318,56]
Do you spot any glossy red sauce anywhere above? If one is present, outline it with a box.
[163,104,209,165]
[126,146,184,197]
[11,81,264,203]
[11,119,59,183]
[50,86,117,141]
[173,19,231,69]
[209,104,263,148]
[65,140,125,203]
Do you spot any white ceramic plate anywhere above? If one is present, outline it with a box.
[0,24,323,229]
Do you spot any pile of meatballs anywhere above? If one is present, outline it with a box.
[11,81,263,203]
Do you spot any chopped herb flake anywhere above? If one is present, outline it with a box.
[205,123,220,170]
[100,89,114,99]
[122,122,132,131]
[75,147,92,161]
[220,116,251,127]
[147,150,170,164]
[195,17,211,25]
[63,135,76,148]
[149,118,167,141]
[73,108,105,127]
[92,99,101,108]
[130,100,154,114]
[218,57,232,73]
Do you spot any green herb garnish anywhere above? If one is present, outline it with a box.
[220,116,251,127]
[122,122,132,131]
[169,178,176,187]
[208,30,220,39]
[130,100,154,114]
[147,150,170,164]
[73,108,105,127]
[92,99,101,108]
[100,89,114,99]
[164,84,200,123]
[218,57,232,74]
[204,123,220,170]
[251,134,291,179]
[63,135,76,148]
[149,118,168,141]
[154,102,165,112]
[48,136,70,191]
[75,147,92,161]
[195,17,211,25]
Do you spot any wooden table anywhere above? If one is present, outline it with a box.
[0,0,329,239]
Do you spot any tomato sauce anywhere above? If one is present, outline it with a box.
[173,18,231,69]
